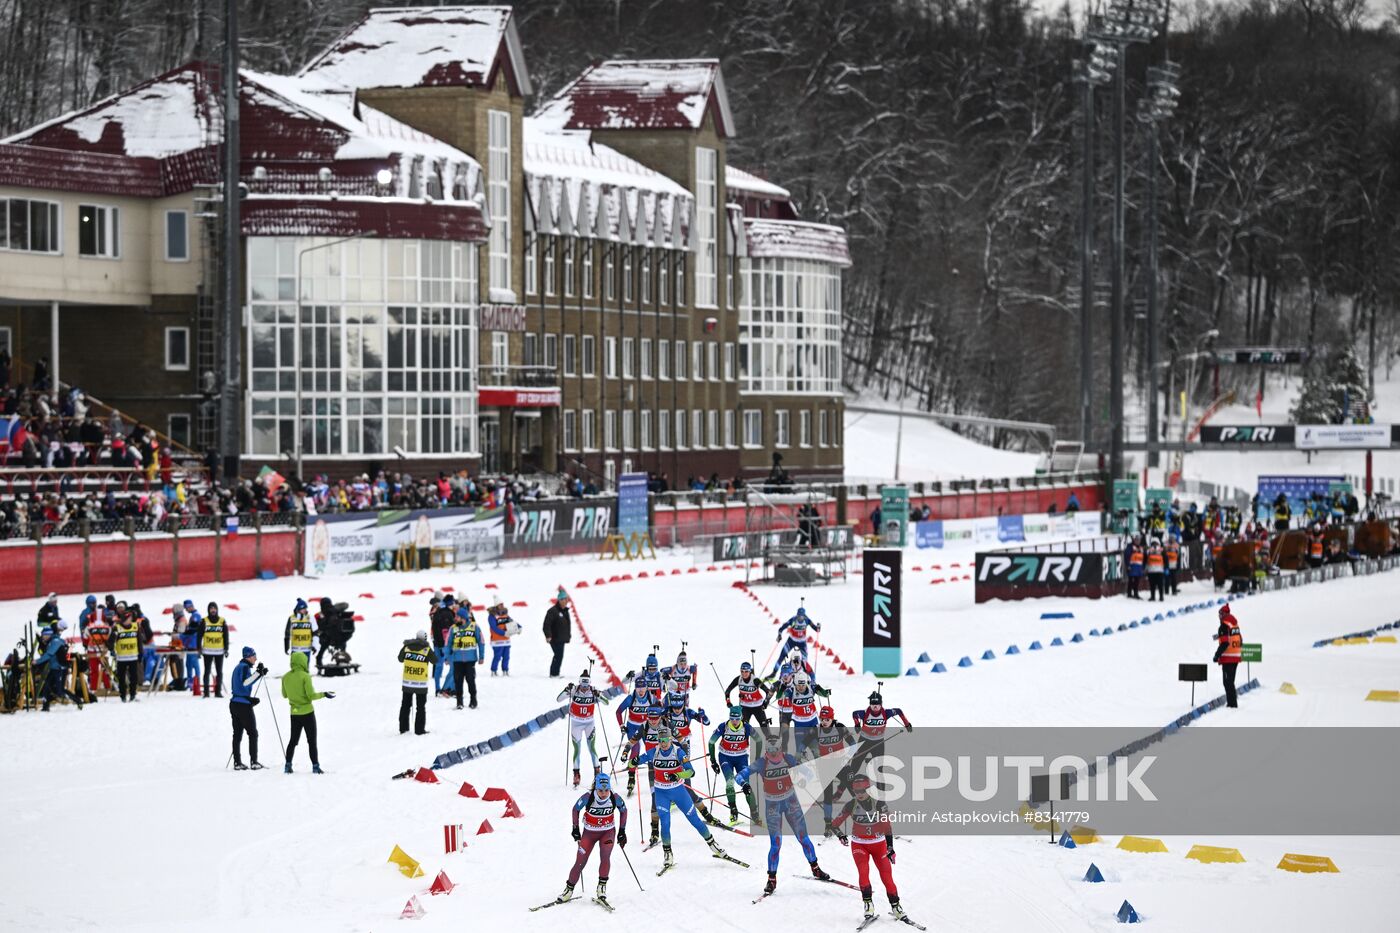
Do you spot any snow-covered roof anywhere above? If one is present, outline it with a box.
[243,70,480,170]
[726,164,789,200]
[2,62,217,158]
[534,60,734,137]
[301,6,532,96]
[743,218,851,267]
[1,61,487,239]
[524,118,692,248]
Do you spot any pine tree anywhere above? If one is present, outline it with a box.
[1291,347,1370,424]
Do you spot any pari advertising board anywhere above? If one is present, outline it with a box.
[862,549,902,676]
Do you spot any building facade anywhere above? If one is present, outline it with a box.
[0,5,848,485]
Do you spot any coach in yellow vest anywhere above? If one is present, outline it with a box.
[398,630,435,735]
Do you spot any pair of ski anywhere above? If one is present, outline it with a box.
[856,913,926,931]
[527,894,613,913]
[753,872,858,904]
[656,849,749,877]
[767,876,925,930]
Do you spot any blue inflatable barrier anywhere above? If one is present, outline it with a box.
[1089,628,1099,636]
[1040,612,1075,619]
[1070,633,1083,643]
[1050,637,1063,646]
[1128,621,1139,629]
[1084,863,1105,883]
[1029,641,1043,651]
[958,656,974,668]
[905,667,920,676]
[1058,830,1077,848]
[1006,645,1020,655]
[1117,900,1140,924]
[917,652,931,663]
[931,662,947,673]
[981,649,996,660]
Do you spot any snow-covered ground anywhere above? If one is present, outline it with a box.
[843,407,1039,483]
[3,545,1397,932]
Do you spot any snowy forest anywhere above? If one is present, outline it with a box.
[3,0,1399,441]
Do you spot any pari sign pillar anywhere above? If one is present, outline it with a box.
[862,549,902,676]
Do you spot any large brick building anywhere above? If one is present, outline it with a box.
[0,5,848,485]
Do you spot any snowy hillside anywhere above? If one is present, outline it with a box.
[843,406,1039,483]
[3,546,1397,932]
[1174,370,1400,500]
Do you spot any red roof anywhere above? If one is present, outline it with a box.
[0,144,164,197]
[4,63,217,159]
[536,60,735,137]
[300,6,532,96]
[0,63,488,240]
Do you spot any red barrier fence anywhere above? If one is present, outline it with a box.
[0,529,299,601]
[651,482,1104,546]
[3,481,1105,600]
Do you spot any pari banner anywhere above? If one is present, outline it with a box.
[862,548,902,676]
[915,512,1100,549]
[304,507,505,576]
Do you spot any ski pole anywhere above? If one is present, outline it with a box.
[760,637,781,676]
[262,677,285,753]
[617,833,645,892]
[564,701,573,786]
[709,661,727,697]
[699,719,713,798]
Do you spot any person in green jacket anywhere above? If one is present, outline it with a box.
[281,651,335,773]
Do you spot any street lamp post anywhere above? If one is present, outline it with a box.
[1074,32,1118,450]
[1090,0,1170,485]
[1138,62,1181,479]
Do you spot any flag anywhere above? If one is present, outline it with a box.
[225,516,240,537]
[257,465,286,497]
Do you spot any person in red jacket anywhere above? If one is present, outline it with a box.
[1213,603,1243,708]
[832,772,915,926]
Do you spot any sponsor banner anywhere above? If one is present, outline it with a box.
[1200,425,1296,445]
[996,514,1025,543]
[1256,475,1345,522]
[304,507,505,576]
[1295,423,1391,450]
[914,520,944,549]
[1212,347,1309,365]
[617,473,649,537]
[975,551,1100,586]
[506,499,614,556]
[710,525,854,563]
[478,304,527,332]
[477,387,561,408]
[862,549,901,675]
[916,512,1100,549]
